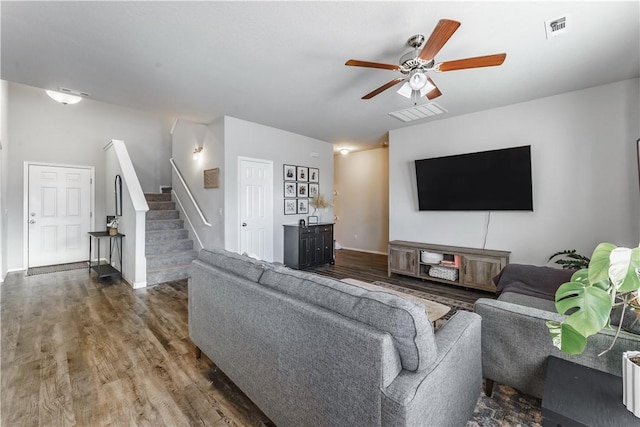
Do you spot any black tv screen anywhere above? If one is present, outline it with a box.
[415,145,533,211]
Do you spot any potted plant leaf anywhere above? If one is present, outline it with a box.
[547,242,640,416]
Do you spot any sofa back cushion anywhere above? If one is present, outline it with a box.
[259,266,437,371]
[197,247,267,282]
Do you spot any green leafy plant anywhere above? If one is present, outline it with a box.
[547,243,640,355]
[548,249,591,270]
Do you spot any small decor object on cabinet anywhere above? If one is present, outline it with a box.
[297,166,308,181]
[297,198,309,214]
[309,168,319,183]
[308,215,318,224]
[284,199,297,215]
[284,182,296,198]
[204,168,220,188]
[297,182,308,197]
[284,164,296,180]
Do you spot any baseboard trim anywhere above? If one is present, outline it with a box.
[339,247,387,256]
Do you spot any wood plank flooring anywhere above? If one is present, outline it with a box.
[1,250,496,426]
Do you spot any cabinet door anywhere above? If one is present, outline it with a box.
[388,246,418,276]
[299,234,313,268]
[462,255,504,291]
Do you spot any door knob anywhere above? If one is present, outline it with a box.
[242,222,247,227]
[29,219,36,224]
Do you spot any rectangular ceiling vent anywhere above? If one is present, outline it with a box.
[389,102,447,123]
[545,15,569,39]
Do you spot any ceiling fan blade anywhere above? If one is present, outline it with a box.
[418,19,461,61]
[437,53,507,72]
[425,77,442,100]
[345,59,400,71]
[362,77,405,99]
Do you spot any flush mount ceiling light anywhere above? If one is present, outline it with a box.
[193,146,203,160]
[46,90,82,105]
[340,148,350,155]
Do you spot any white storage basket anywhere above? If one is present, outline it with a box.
[429,265,458,282]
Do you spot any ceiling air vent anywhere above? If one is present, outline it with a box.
[389,102,447,123]
[545,15,569,39]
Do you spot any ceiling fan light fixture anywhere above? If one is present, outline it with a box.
[397,75,435,99]
[409,72,428,90]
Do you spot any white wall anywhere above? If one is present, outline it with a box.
[334,147,389,254]
[389,78,640,265]
[5,82,172,270]
[224,116,334,262]
[171,118,225,250]
[0,80,8,281]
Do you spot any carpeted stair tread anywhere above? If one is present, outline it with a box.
[147,201,176,210]
[146,210,180,220]
[144,193,172,202]
[146,238,194,255]
[146,219,185,230]
[161,187,172,194]
[145,229,189,243]
[146,250,197,269]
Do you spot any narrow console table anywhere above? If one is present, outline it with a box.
[542,356,640,426]
[283,223,334,269]
[388,241,510,292]
[88,231,125,280]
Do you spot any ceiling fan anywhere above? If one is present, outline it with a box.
[345,19,506,100]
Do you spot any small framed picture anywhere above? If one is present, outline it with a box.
[309,183,319,198]
[297,198,309,214]
[308,215,318,225]
[284,199,297,215]
[284,182,296,198]
[297,166,309,182]
[309,168,319,183]
[296,182,308,197]
[284,164,296,180]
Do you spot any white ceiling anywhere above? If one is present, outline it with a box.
[2,1,639,152]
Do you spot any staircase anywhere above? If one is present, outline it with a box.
[145,188,197,286]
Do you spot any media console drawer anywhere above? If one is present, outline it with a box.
[387,241,510,292]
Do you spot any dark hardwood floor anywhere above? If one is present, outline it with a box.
[1,250,497,426]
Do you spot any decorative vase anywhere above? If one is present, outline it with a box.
[623,350,640,417]
[109,227,118,236]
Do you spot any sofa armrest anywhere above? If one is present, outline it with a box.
[381,311,482,427]
[474,297,639,399]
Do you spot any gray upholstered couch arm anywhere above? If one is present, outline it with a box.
[474,297,639,399]
[381,311,482,427]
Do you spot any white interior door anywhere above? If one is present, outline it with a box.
[239,158,273,261]
[28,164,92,267]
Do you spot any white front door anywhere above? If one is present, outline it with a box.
[28,164,92,267]
[239,158,273,261]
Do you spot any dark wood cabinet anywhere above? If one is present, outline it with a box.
[283,223,334,269]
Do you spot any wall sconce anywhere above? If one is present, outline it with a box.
[193,146,203,160]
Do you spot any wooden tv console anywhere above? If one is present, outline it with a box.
[388,240,510,292]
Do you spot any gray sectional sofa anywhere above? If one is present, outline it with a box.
[189,247,483,427]
[474,264,640,399]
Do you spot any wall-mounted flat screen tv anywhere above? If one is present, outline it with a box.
[415,145,533,211]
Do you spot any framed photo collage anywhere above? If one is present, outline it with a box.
[283,164,319,215]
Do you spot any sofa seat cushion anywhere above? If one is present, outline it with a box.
[258,266,437,372]
[198,247,267,282]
